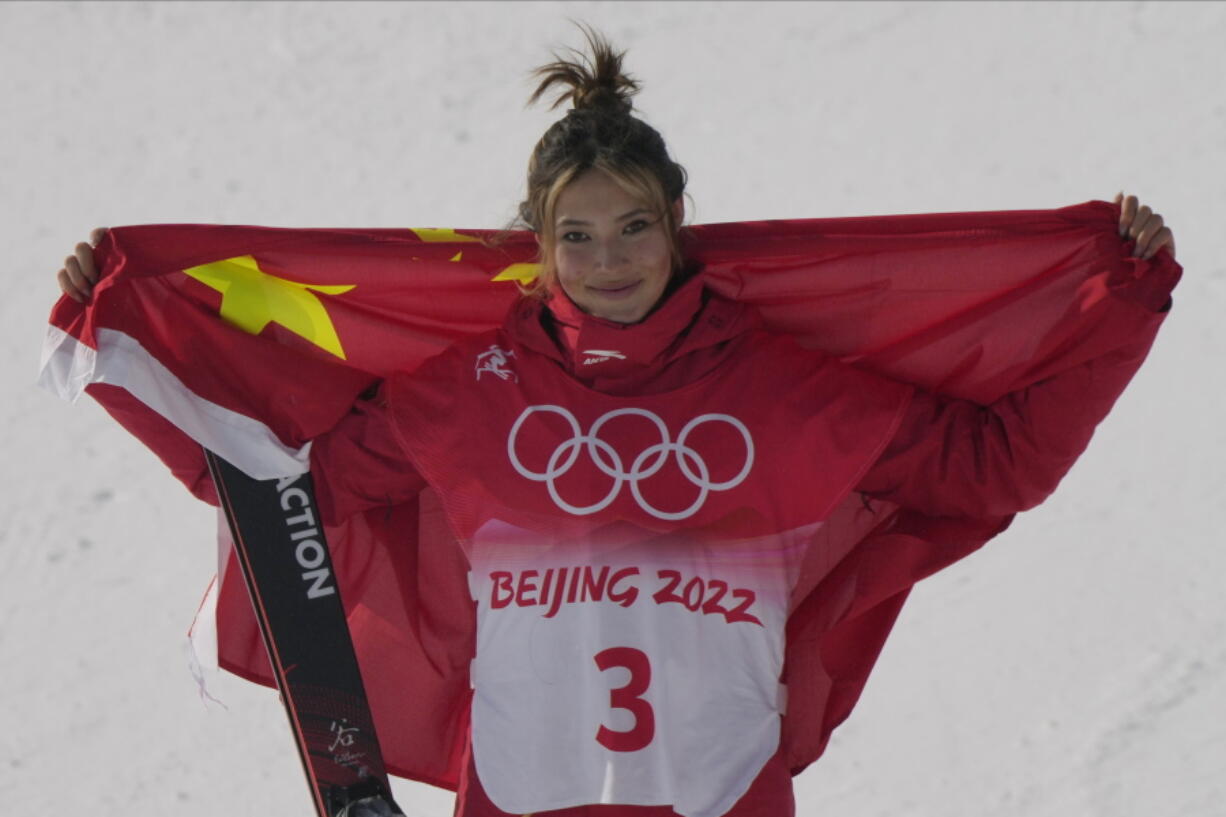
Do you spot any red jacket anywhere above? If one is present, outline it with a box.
[311,271,1168,817]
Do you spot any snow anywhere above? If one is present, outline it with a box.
[3,1,1223,814]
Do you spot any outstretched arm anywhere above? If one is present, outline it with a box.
[856,193,1175,518]
[310,384,427,525]
[856,328,1161,517]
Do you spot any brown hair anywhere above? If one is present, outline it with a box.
[517,24,688,296]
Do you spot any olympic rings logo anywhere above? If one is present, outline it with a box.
[506,405,754,521]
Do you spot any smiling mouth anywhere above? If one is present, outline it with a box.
[589,281,641,297]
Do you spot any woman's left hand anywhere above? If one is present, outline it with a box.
[1114,192,1176,260]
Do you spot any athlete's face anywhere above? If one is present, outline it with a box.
[551,169,682,325]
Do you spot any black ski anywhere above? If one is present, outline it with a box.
[204,450,403,817]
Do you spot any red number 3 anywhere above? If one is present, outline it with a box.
[594,647,655,752]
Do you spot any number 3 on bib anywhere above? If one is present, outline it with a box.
[594,647,655,752]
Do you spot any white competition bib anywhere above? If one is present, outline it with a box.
[467,520,815,817]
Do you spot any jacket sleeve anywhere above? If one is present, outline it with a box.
[856,308,1168,518]
[310,383,427,524]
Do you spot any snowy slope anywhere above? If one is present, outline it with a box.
[2,2,1223,815]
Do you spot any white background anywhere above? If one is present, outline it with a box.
[3,2,1223,815]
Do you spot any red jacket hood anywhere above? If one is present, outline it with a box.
[503,271,760,396]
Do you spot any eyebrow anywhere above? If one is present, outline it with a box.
[556,208,650,227]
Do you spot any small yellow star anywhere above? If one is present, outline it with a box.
[410,228,478,243]
[491,263,541,284]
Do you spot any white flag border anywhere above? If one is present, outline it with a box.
[38,324,311,478]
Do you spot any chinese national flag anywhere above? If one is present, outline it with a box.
[39,202,1179,787]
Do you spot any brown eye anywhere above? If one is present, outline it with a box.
[562,231,589,243]
[624,219,650,234]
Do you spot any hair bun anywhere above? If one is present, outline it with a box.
[527,23,640,116]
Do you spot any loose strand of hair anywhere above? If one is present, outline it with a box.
[526,23,640,113]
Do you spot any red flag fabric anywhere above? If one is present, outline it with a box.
[39,201,1180,798]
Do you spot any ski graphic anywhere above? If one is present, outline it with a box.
[205,450,402,817]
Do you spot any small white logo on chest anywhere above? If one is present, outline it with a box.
[581,349,626,366]
[475,345,517,382]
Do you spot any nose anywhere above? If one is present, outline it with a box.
[593,238,628,271]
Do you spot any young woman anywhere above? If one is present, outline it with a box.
[56,27,1177,817]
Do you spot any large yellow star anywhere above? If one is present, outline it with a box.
[183,255,355,359]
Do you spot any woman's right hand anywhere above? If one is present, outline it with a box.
[56,227,109,303]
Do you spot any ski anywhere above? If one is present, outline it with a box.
[204,450,403,817]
